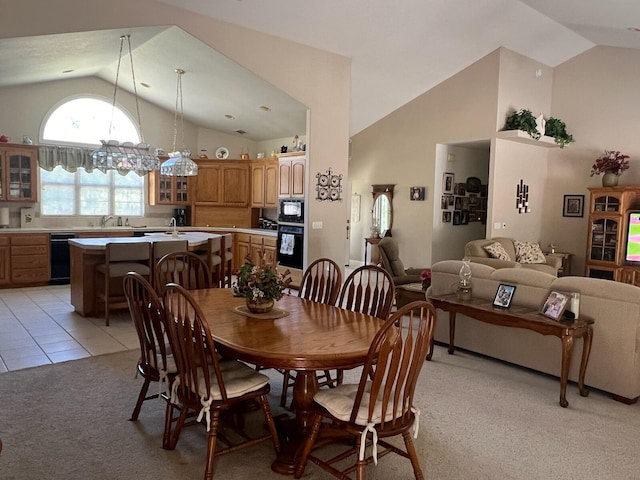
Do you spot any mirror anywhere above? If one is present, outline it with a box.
[371,184,394,237]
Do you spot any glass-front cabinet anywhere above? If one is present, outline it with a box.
[0,145,38,202]
[148,170,190,205]
[585,187,640,282]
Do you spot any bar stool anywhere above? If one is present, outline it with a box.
[152,240,188,291]
[95,242,152,326]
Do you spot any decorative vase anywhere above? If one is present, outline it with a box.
[456,258,472,300]
[246,297,274,313]
[602,171,619,187]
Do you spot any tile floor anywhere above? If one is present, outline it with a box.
[0,285,137,372]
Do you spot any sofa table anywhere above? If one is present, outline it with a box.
[429,294,594,407]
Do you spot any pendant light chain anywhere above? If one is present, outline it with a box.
[108,36,126,139]
[126,34,145,144]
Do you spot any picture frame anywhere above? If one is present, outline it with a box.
[453,211,461,225]
[460,210,469,225]
[563,194,584,217]
[443,172,454,193]
[410,186,426,201]
[540,290,570,320]
[493,283,516,308]
[442,211,451,223]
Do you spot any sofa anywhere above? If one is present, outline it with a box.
[464,237,562,275]
[429,260,640,403]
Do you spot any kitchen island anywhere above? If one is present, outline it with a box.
[69,232,221,317]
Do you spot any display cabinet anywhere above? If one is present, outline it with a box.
[0,144,38,202]
[148,167,189,205]
[585,186,640,281]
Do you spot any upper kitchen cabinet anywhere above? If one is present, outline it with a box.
[0,144,38,202]
[193,159,250,207]
[251,158,279,208]
[148,163,190,206]
[278,152,306,198]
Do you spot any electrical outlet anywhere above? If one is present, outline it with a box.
[312,221,323,229]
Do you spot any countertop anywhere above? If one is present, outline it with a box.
[69,231,220,250]
[0,226,278,236]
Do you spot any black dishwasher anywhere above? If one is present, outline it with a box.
[50,233,75,285]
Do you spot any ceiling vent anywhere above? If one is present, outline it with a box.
[235,129,247,135]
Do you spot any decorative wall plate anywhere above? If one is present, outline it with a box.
[215,146,229,159]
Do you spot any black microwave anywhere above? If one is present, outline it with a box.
[278,199,304,224]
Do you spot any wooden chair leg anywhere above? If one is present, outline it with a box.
[258,394,281,454]
[402,430,425,480]
[129,377,151,421]
[104,274,110,326]
[204,411,221,480]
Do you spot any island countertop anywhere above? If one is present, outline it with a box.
[68,231,221,250]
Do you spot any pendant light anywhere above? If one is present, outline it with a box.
[160,69,198,176]
[91,35,160,174]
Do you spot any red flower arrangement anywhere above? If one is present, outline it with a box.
[590,150,630,176]
[420,269,431,281]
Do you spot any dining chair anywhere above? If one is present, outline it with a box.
[198,236,223,287]
[294,300,436,480]
[152,239,188,276]
[155,251,212,294]
[279,258,343,407]
[334,264,395,385]
[298,257,342,304]
[162,283,280,480]
[123,272,175,421]
[95,242,152,326]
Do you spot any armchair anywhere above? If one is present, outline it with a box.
[377,236,427,286]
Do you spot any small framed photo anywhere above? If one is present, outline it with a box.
[453,211,461,225]
[540,290,570,320]
[563,194,584,217]
[493,283,516,309]
[410,186,426,201]
[443,172,454,193]
[442,211,452,223]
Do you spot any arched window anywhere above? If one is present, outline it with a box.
[40,97,144,217]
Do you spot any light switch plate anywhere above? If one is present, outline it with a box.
[312,221,323,229]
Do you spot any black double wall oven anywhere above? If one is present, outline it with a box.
[277,199,304,270]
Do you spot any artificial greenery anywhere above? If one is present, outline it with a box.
[504,109,540,140]
[544,117,574,148]
[233,254,291,302]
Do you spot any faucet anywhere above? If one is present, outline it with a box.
[100,215,114,228]
[169,217,178,237]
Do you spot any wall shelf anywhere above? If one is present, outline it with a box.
[496,130,558,148]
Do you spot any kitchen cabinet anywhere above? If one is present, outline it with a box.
[10,234,49,285]
[233,232,277,270]
[194,160,250,207]
[251,158,279,208]
[0,144,38,202]
[148,166,189,205]
[277,152,305,198]
[585,186,640,281]
[0,236,10,285]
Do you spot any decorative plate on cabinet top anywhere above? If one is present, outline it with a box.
[215,146,229,159]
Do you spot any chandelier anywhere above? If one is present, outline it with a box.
[160,69,198,176]
[92,35,160,173]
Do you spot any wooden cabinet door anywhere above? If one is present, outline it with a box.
[194,163,222,204]
[235,240,250,271]
[291,159,305,198]
[222,164,249,206]
[0,236,10,285]
[251,163,265,208]
[279,161,291,197]
[265,160,279,207]
[3,145,37,202]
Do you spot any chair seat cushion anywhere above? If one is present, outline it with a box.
[314,382,405,426]
[97,262,150,277]
[178,360,269,401]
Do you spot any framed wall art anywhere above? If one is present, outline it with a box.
[563,194,584,217]
[443,172,454,193]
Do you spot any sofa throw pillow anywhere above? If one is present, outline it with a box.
[514,241,546,264]
[483,242,511,261]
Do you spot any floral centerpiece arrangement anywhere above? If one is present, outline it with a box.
[420,269,431,291]
[590,150,630,176]
[233,254,291,313]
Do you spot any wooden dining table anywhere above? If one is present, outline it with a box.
[187,288,385,474]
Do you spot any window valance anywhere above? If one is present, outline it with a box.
[38,144,151,176]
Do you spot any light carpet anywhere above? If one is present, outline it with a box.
[1,346,639,479]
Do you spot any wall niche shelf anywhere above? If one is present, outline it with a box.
[496,130,558,148]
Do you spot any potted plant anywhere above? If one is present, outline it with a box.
[544,117,574,148]
[503,109,541,140]
[233,253,291,313]
[590,150,630,187]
